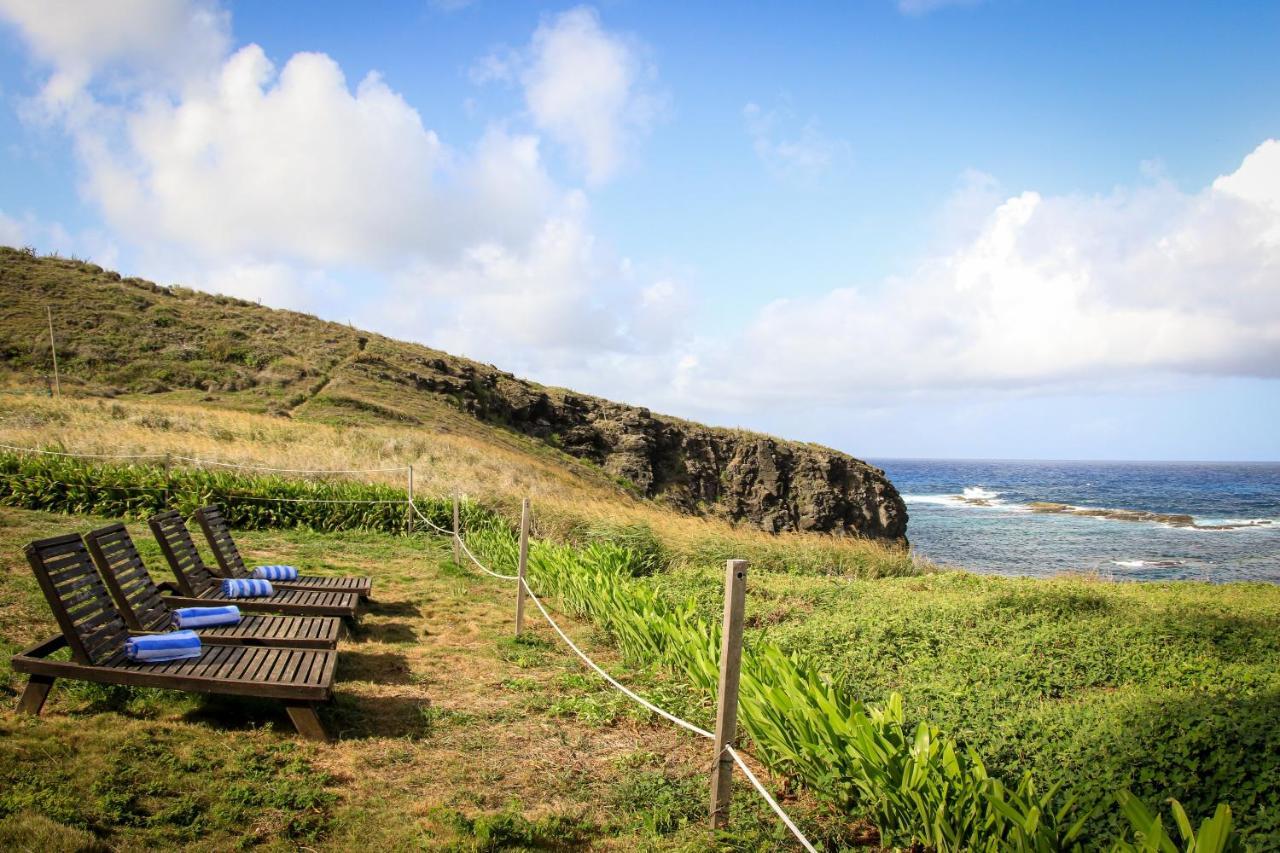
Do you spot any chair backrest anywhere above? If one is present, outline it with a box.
[148,510,221,597]
[85,523,172,632]
[194,505,250,579]
[24,532,130,666]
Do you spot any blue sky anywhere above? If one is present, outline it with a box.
[1,0,1278,460]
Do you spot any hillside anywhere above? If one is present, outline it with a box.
[0,247,906,541]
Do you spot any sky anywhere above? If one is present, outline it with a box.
[0,0,1278,461]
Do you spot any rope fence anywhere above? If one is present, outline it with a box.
[0,438,816,847]
[0,472,407,504]
[409,496,819,850]
[0,442,409,474]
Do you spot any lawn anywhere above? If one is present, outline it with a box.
[0,507,825,851]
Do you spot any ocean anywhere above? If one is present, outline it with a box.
[872,459,1280,583]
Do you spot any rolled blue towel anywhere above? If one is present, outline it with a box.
[252,564,299,581]
[171,605,241,629]
[125,630,202,663]
[220,578,274,598]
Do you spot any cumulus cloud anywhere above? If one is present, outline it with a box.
[743,101,848,183]
[679,139,1280,408]
[0,0,684,383]
[90,45,450,266]
[475,6,662,184]
[0,0,228,113]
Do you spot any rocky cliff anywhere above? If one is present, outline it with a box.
[0,247,909,541]
[362,352,908,540]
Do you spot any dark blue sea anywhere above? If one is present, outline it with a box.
[872,459,1280,583]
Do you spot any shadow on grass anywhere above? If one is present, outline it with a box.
[351,621,419,644]
[1042,687,1280,847]
[322,692,449,740]
[336,650,414,684]
[363,600,422,617]
[174,692,444,741]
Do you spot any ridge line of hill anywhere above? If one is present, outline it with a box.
[0,246,907,540]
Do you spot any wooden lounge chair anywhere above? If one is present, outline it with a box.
[194,504,373,599]
[13,532,335,740]
[148,510,359,620]
[86,523,341,650]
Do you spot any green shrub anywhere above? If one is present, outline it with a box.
[0,451,471,535]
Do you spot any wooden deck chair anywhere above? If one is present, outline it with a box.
[12,533,334,740]
[148,510,358,620]
[194,504,372,599]
[86,523,341,650]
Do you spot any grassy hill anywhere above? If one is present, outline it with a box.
[0,246,906,541]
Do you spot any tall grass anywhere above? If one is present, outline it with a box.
[464,517,1236,851]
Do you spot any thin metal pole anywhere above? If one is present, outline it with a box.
[515,497,530,637]
[162,452,171,508]
[46,305,60,398]
[710,559,749,829]
[452,493,461,564]
[406,464,414,535]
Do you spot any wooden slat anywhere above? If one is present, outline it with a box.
[24,535,130,666]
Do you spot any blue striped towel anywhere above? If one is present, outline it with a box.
[221,578,274,598]
[252,564,299,581]
[171,605,241,629]
[125,630,202,663]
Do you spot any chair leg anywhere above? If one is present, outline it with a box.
[285,702,330,742]
[17,675,55,715]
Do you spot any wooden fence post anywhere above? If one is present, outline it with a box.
[162,452,171,509]
[406,464,415,535]
[710,558,748,829]
[452,494,461,564]
[47,305,60,399]
[515,497,530,637]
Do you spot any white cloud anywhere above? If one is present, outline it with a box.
[743,101,847,182]
[678,139,1280,408]
[0,0,229,113]
[0,210,26,246]
[90,45,451,266]
[476,6,662,184]
[0,0,685,384]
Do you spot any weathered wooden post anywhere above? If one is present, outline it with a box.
[406,464,415,535]
[46,305,60,399]
[452,493,461,564]
[710,558,748,829]
[515,497,530,637]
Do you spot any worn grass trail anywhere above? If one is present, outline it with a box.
[0,508,827,851]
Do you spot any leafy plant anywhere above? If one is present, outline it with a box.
[1113,792,1236,853]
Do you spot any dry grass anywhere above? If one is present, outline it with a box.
[0,393,922,578]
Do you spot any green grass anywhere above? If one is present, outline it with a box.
[0,507,819,850]
[657,566,1280,846]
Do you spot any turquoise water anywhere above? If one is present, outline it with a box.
[873,459,1280,582]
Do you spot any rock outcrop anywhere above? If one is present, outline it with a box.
[384,353,909,541]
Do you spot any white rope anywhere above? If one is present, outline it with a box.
[0,442,160,460]
[0,441,408,473]
[520,576,715,739]
[223,494,404,504]
[410,498,814,849]
[458,535,519,580]
[409,499,454,536]
[172,454,408,474]
[725,745,819,852]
